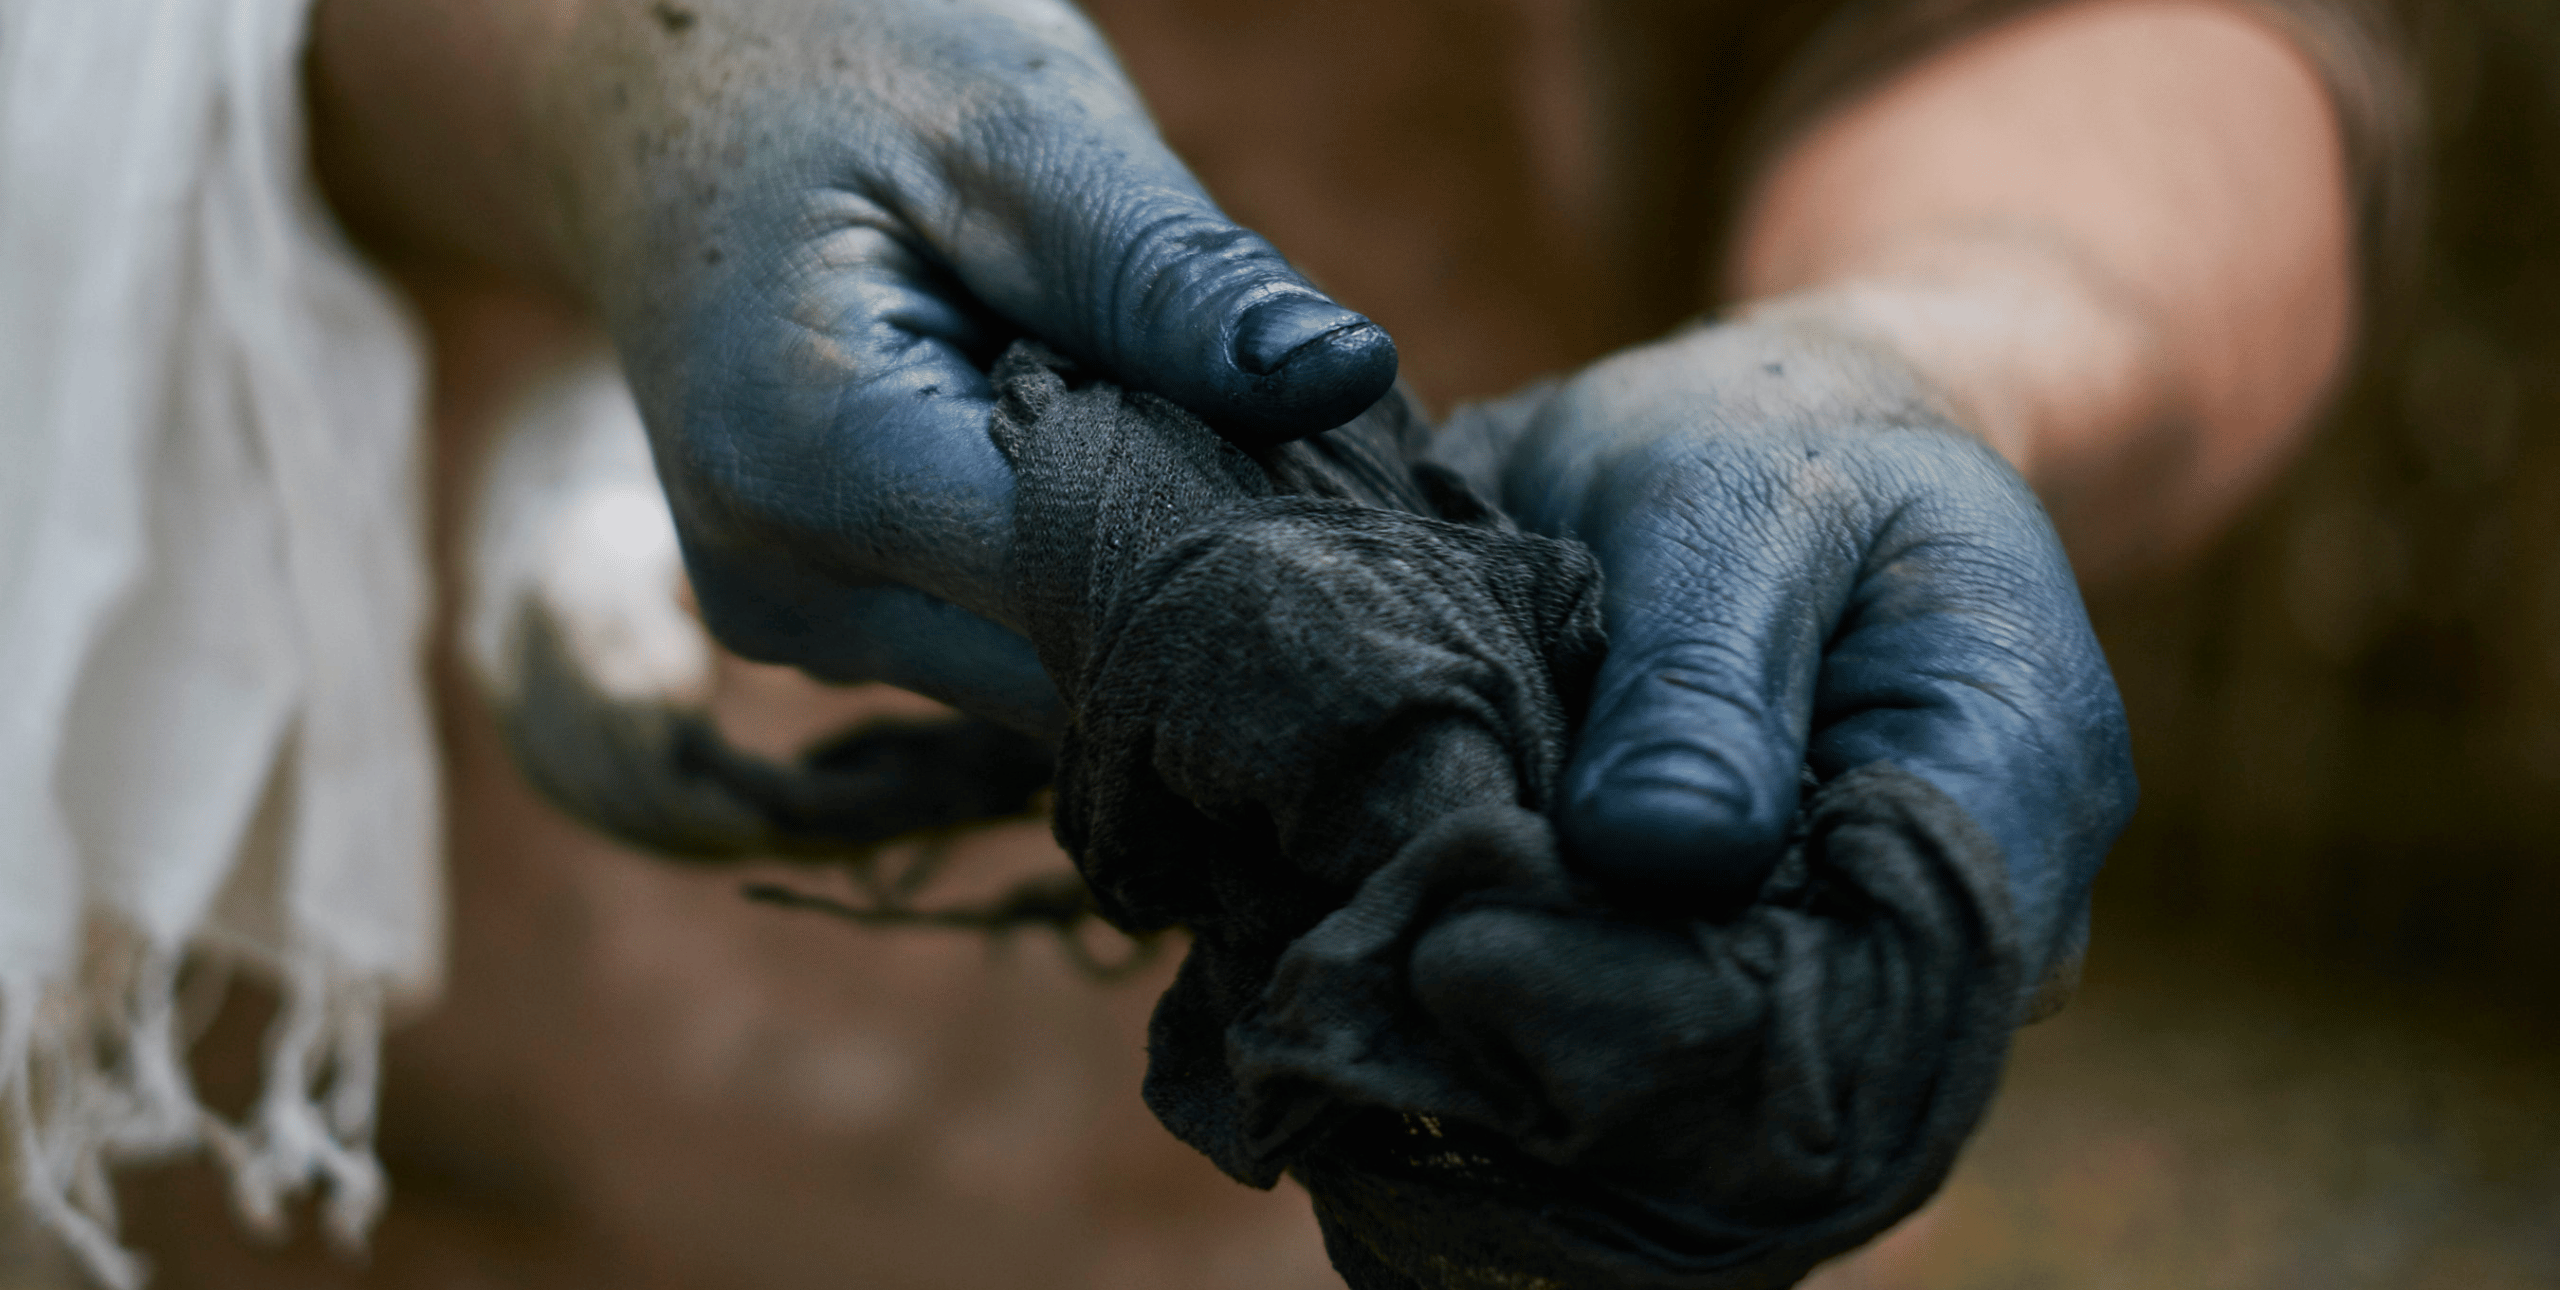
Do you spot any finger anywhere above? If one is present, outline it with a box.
[910,36,1397,443]
[683,538,1067,738]
[637,157,1095,717]
[631,195,1029,610]
[1801,447,2135,966]
[1541,435,1853,914]
[1551,427,2135,957]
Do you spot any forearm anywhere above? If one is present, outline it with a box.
[1726,0,2356,577]
[306,0,596,290]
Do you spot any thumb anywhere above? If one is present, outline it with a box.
[917,57,1396,442]
[1555,531,1836,917]
[1522,430,1851,915]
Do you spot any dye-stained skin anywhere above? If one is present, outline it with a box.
[531,0,1399,732]
[314,0,2138,964]
[1451,317,2132,989]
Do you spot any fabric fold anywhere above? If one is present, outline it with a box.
[987,340,2029,1289]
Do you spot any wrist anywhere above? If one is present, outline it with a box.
[1485,313,1983,544]
[1550,310,1969,457]
[1733,239,2177,491]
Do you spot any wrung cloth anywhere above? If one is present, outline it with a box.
[0,1,438,1285]
[987,341,2029,1289]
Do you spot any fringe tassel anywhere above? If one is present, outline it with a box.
[0,943,389,1288]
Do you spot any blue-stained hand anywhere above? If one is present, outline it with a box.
[1448,320,2137,994]
[560,0,1394,733]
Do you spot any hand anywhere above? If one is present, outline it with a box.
[528,0,1395,730]
[1448,317,2136,993]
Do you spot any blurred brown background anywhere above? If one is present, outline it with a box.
[6,0,2555,1286]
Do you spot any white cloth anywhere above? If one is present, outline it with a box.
[465,351,712,714]
[0,0,441,1284]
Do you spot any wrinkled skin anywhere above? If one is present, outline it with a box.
[544,0,1396,731]
[1450,319,2136,985]
[546,0,2133,977]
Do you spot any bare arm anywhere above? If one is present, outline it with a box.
[1728,0,2356,577]
[305,0,586,291]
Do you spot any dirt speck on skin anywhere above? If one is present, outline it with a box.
[651,2,697,36]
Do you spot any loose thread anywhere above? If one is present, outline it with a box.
[742,872,1163,982]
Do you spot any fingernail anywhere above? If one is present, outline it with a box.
[1562,746,1788,908]
[1233,295,1372,376]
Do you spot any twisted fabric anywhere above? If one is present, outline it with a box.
[986,341,2029,1289]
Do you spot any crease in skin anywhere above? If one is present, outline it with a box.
[1094,200,1242,347]
[1655,671,1759,705]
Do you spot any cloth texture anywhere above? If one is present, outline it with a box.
[987,342,2029,1289]
[0,0,438,1284]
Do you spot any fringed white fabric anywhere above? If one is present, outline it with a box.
[0,0,441,1284]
